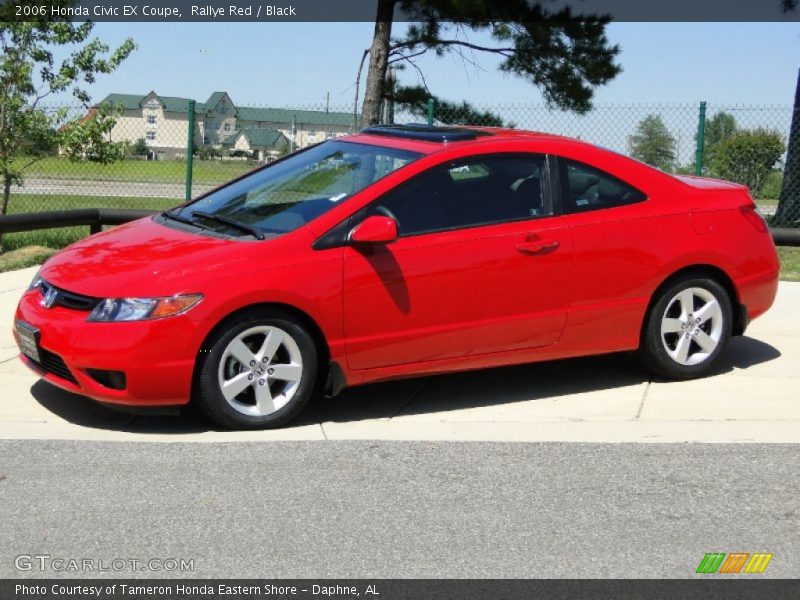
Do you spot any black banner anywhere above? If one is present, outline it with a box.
[3,580,800,600]
[0,0,799,22]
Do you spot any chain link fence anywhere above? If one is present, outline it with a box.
[403,102,796,226]
[2,100,797,251]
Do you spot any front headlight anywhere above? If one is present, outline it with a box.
[87,294,203,322]
[28,270,42,292]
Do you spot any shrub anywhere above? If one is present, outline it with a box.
[712,129,784,196]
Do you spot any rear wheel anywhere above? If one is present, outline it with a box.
[195,312,318,429]
[639,275,732,379]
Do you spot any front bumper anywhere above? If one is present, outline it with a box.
[14,288,202,406]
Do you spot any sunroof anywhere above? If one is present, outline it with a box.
[360,124,490,143]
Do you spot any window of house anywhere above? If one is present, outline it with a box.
[145,131,156,141]
[223,123,231,132]
[560,159,646,214]
[146,115,156,125]
[367,154,549,237]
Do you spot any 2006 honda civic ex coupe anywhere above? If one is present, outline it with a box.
[14,125,779,429]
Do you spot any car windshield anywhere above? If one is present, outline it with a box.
[169,140,422,238]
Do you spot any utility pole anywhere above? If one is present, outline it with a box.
[325,92,330,140]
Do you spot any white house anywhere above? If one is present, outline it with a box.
[98,91,356,160]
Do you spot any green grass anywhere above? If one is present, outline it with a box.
[15,156,257,185]
[7,193,176,213]
[0,246,58,272]
[1,194,176,253]
[778,246,800,282]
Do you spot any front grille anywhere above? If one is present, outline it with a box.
[39,280,100,312]
[32,348,79,385]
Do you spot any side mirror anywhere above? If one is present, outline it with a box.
[349,215,398,244]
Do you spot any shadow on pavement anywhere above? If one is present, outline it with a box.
[29,335,781,433]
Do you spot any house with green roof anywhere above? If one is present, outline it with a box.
[222,128,289,161]
[97,90,356,160]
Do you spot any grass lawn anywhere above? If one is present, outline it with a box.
[778,246,800,282]
[15,156,258,185]
[0,246,58,272]
[1,194,176,257]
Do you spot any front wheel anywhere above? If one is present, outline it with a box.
[194,311,318,429]
[639,276,733,379]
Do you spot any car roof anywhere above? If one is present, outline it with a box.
[342,124,573,155]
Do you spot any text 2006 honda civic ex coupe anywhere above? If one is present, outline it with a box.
[14,125,779,429]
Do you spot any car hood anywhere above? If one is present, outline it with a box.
[40,217,275,298]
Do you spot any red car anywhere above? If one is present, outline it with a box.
[14,125,779,429]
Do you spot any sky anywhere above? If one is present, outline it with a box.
[70,22,799,110]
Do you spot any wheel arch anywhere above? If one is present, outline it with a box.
[642,264,746,340]
[192,301,333,392]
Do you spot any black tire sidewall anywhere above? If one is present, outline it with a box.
[196,312,318,429]
[642,276,733,379]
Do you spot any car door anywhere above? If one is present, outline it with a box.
[554,156,657,352]
[342,153,574,371]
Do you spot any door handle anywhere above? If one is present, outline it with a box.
[516,239,560,255]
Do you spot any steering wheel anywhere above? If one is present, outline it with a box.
[374,205,398,222]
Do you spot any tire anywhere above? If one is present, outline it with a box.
[194,310,318,429]
[638,275,733,380]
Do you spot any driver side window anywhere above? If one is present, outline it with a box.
[369,154,549,237]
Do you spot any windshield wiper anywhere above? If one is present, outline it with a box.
[162,210,214,231]
[191,210,266,240]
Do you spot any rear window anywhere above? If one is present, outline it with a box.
[560,159,646,214]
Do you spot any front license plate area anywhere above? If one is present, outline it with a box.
[15,320,41,363]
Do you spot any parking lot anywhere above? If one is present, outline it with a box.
[1,266,798,444]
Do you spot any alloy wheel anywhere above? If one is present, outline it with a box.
[217,325,303,416]
[660,287,724,367]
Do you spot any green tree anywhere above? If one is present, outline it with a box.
[629,115,677,171]
[702,111,737,170]
[0,6,135,243]
[390,85,504,126]
[357,0,621,127]
[195,146,222,160]
[713,129,784,197]
[130,137,149,158]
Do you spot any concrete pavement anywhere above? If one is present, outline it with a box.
[1,266,798,443]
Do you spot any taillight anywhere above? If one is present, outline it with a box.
[740,204,768,233]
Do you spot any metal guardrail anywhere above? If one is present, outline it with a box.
[0,209,798,246]
[0,209,159,235]
[771,228,800,247]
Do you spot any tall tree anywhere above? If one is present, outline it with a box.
[702,111,737,171]
[629,115,677,172]
[358,0,621,127]
[0,4,135,246]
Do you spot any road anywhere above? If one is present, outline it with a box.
[14,177,216,199]
[0,440,797,578]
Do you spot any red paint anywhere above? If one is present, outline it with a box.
[14,129,780,407]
